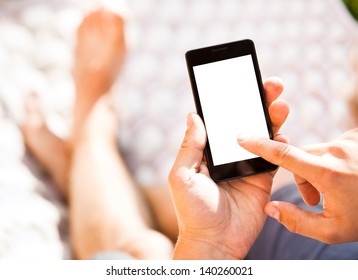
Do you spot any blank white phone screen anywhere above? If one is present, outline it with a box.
[193,55,269,166]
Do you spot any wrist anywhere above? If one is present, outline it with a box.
[173,234,240,260]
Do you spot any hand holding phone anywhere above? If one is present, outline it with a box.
[169,77,287,259]
[185,39,276,181]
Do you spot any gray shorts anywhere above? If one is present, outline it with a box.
[246,184,358,260]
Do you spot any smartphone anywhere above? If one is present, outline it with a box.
[185,39,277,182]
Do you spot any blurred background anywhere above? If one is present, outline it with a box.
[0,0,358,259]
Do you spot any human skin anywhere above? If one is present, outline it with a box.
[169,78,289,259]
[238,128,358,244]
[23,10,175,259]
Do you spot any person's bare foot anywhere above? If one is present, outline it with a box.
[72,10,126,145]
[73,9,125,95]
[21,10,126,198]
[22,95,70,198]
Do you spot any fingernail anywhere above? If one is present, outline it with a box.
[187,113,194,129]
[265,204,280,221]
[237,132,250,142]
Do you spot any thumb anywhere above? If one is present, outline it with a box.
[169,113,206,186]
[265,201,328,242]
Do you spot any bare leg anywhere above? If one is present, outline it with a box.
[70,96,173,259]
[22,95,70,197]
[143,185,179,242]
[21,10,126,199]
[71,10,126,146]
[22,10,174,259]
[69,10,172,259]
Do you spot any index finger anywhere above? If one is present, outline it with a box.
[238,135,324,185]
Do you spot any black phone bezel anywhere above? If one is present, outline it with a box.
[185,39,277,182]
